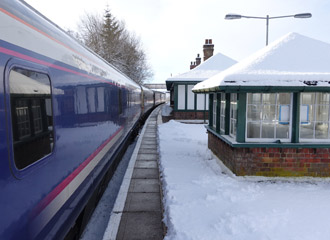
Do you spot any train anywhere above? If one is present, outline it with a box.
[0,1,165,239]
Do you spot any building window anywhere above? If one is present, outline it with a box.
[187,85,195,110]
[212,95,217,129]
[9,67,54,169]
[246,93,291,142]
[229,93,237,137]
[177,85,186,110]
[197,94,209,111]
[118,88,123,115]
[300,92,330,141]
[220,93,226,133]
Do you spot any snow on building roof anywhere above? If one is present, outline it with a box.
[166,52,237,90]
[193,32,330,92]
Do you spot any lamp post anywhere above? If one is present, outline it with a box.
[225,13,312,46]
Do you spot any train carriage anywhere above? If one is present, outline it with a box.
[0,1,164,239]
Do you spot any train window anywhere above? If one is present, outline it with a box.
[118,88,123,115]
[9,67,54,170]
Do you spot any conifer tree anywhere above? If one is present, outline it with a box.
[77,7,153,84]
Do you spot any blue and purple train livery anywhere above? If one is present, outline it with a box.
[0,1,165,239]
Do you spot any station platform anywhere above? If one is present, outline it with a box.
[103,106,165,240]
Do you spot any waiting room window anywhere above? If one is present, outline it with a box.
[246,93,291,142]
[9,67,54,169]
[230,93,237,137]
[300,92,330,141]
[212,95,217,129]
[220,93,226,133]
[177,85,185,110]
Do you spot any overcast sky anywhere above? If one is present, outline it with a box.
[24,0,329,83]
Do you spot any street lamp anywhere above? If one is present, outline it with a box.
[225,13,312,45]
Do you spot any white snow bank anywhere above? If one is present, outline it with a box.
[158,120,330,240]
[194,32,330,91]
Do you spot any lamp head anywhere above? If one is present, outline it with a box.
[225,14,242,20]
[294,13,312,18]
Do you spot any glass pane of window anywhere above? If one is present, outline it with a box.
[220,116,225,132]
[230,120,236,136]
[220,95,226,115]
[247,93,261,104]
[213,98,217,128]
[15,99,31,138]
[187,85,195,110]
[276,122,290,139]
[262,93,276,104]
[9,67,53,169]
[87,87,96,113]
[300,123,314,139]
[315,123,328,139]
[97,87,105,112]
[247,105,261,121]
[301,93,314,105]
[316,92,330,105]
[177,85,185,110]
[278,93,291,105]
[262,105,276,121]
[196,94,205,110]
[262,123,275,138]
[206,94,209,110]
[247,122,260,138]
[315,105,329,122]
[230,93,237,137]
[32,99,43,134]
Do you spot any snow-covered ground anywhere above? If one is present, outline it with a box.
[158,120,330,240]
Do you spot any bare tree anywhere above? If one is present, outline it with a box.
[76,7,153,84]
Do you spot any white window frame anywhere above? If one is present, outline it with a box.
[300,92,330,142]
[245,93,293,143]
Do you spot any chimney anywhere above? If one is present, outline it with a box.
[195,54,201,66]
[190,61,196,70]
[203,39,214,61]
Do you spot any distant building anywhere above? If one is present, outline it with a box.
[166,39,236,119]
[144,83,166,90]
[193,33,330,177]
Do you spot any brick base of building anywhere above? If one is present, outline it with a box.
[208,131,330,177]
[173,111,209,120]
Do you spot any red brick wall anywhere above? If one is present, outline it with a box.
[173,111,209,120]
[208,131,330,177]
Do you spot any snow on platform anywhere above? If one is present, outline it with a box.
[158,120,330,240]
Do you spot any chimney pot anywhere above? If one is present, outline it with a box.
[203,38,214,61]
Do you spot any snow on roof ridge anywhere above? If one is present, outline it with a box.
[166,52,237,82]
[193,32,330,91]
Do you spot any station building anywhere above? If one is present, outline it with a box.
[166,39,236,120]
[193,33,330,177]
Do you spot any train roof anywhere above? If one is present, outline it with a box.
[1,0,141,89]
